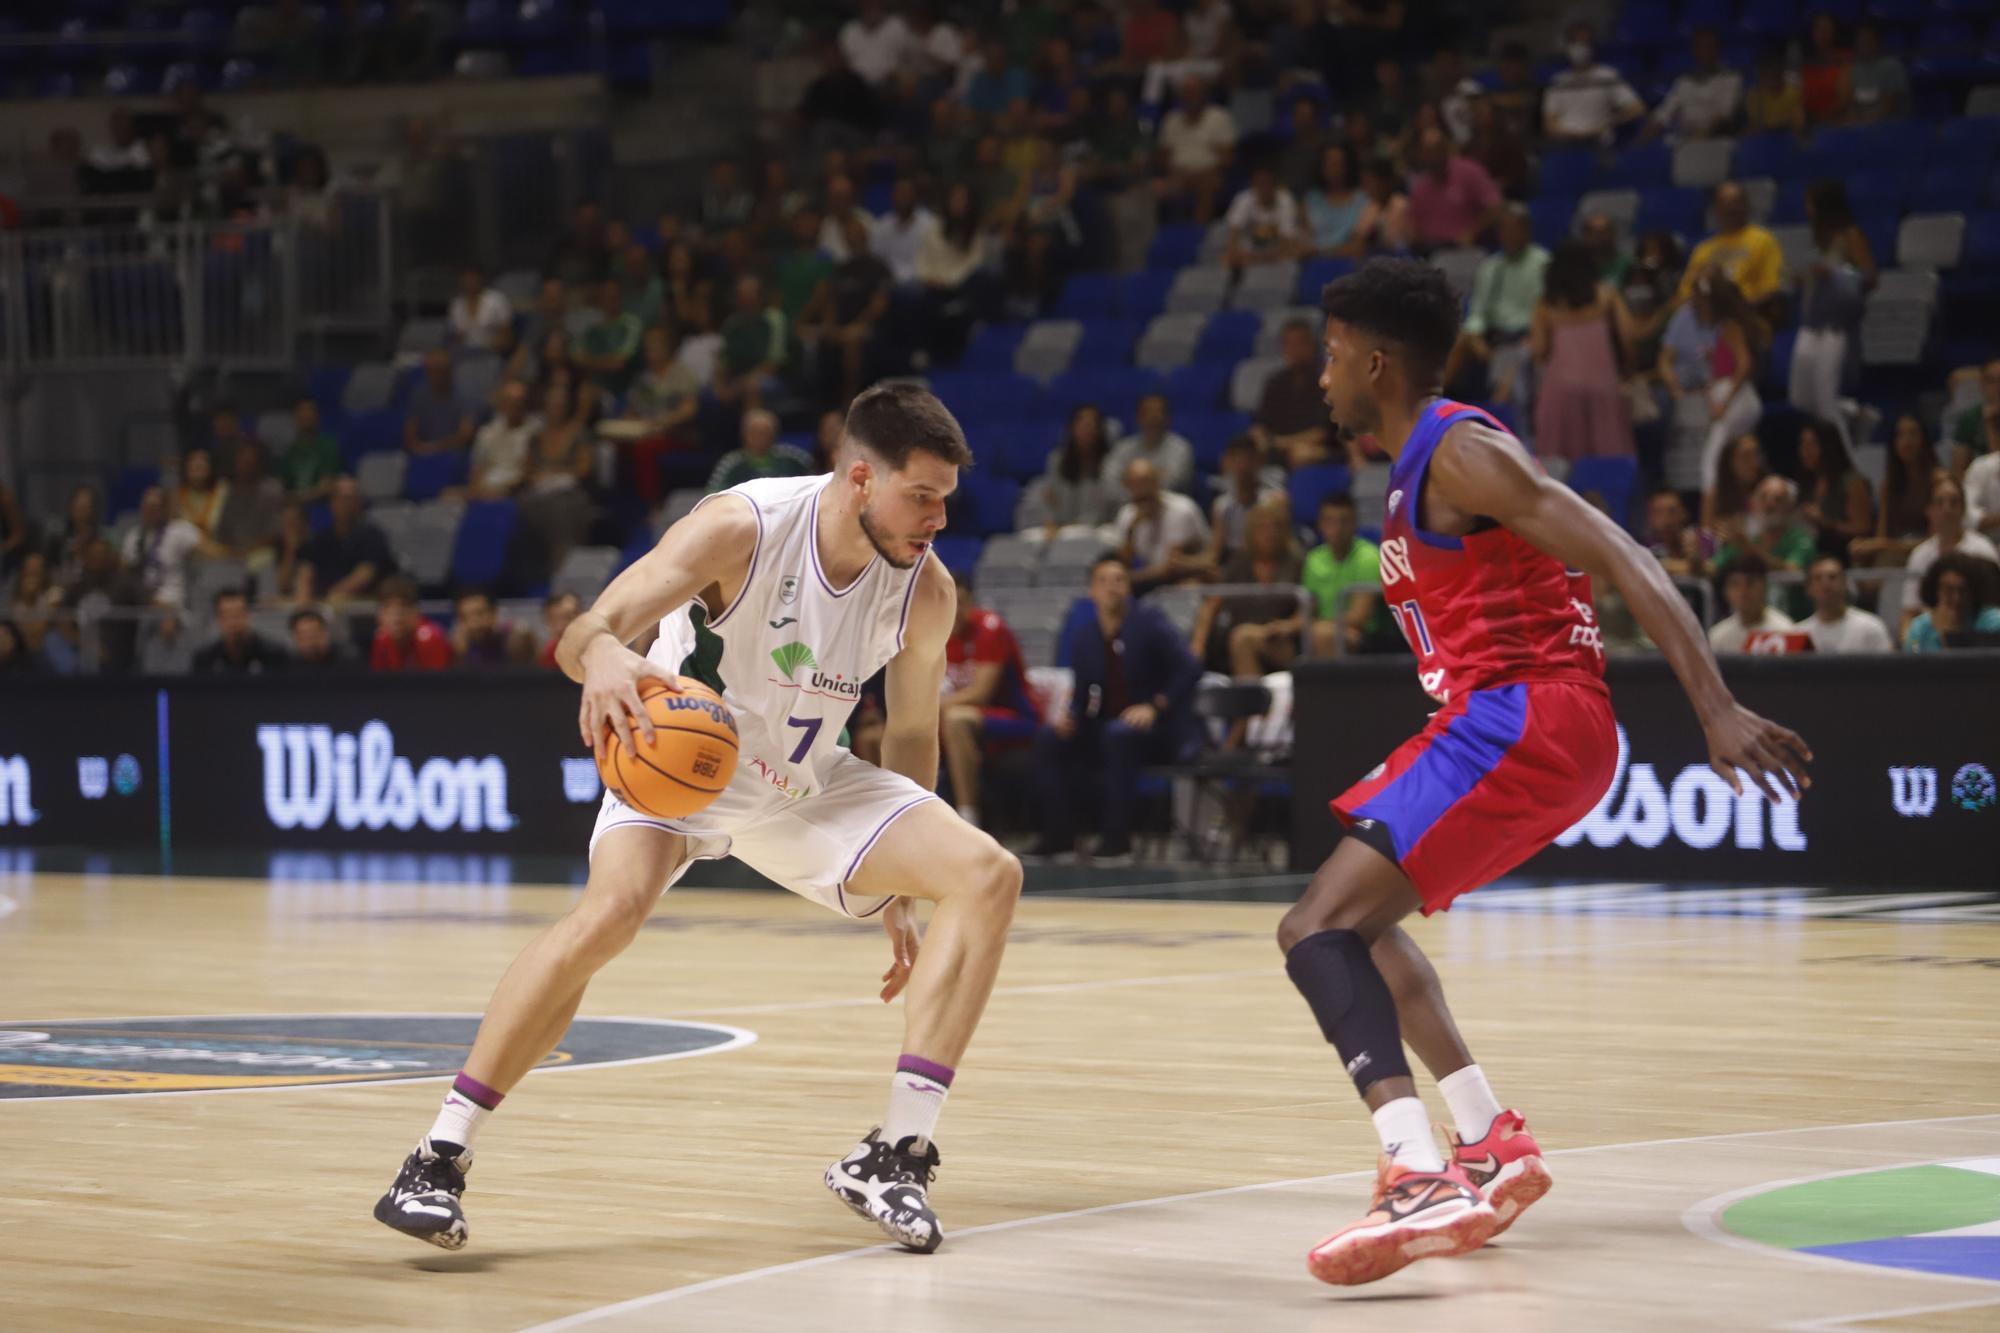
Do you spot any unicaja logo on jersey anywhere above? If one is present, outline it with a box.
[0,756,39,827]
[256,721,514,833]
[772,642,817,679]
[770,641,861,701]
[1557,725,1804,853]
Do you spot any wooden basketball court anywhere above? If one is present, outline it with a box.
[3,869,1998,1331]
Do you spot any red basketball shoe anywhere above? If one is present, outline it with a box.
[1306,1157,1497,1286]
[1450,1110,1551,1236]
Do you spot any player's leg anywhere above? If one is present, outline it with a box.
[373,825,688,1249]
[939,702,986,824]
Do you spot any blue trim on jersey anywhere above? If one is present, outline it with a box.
[1390,400,1507,553]
[1354,684,1529,860]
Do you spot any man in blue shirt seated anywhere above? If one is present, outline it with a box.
[1030,553,1202,861]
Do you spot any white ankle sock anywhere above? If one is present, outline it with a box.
[1437,1065,1504,1143]
[883,1057,953,1147]
[1371,1097,1445,1172]
[427,1074,500,1153]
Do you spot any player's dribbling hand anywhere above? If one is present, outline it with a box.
[577,637,681,753]
[1703,703,1813,803]
[879,896,922,1003]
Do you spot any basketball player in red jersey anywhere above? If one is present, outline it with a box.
[1279,260,1812,1286]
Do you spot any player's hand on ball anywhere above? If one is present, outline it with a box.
[578,638,682,753]
[879,896,922,1003]
[1703,703,1812,803]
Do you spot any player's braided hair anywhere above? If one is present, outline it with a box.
[1319,258,1462,389]
[844,381,975,471]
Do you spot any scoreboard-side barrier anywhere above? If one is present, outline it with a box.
[1290,654,2000,889]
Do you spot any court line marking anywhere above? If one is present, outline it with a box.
[0,1013,757,1104]
[1682,1153,2000,1294]
[1780,1294,2000,1331]
[521,1112,2000,1330]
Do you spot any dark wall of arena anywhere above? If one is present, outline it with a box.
[1291,656,2000,889]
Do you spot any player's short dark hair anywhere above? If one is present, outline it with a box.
[289,608,326,631]
[843,382,974,471]
[377,575,420,607]
[1320,258,1462,387]
[1319,491,1356,514]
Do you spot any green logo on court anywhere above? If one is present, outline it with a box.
[771,642,817,680]
[1721,1160,2000,1282]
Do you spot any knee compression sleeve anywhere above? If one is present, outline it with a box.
[1283,928,1411,1096]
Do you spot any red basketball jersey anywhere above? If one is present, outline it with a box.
[1377,400,1607,704]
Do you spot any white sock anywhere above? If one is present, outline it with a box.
[427,1087,492,1153]
[882,1058,953,1147]
[1437,1065,1504,1144]
[1371,1096,1445,1172]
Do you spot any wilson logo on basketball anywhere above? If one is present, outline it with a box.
[658,693,740,736]
[256,721,515,834]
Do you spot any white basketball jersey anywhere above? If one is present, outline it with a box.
[648,474,925,801]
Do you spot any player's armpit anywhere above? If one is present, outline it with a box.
[1426,423,1628,577]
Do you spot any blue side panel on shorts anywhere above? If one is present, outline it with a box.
[1353,684,1529,860]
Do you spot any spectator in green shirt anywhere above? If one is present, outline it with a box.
[280,396,342,501]
[706,408,815,493]
[770,209,833,323]
[715,274,792,412]
[1445,205,1547,405]
[1712,475,1818,620]
[573,279,643,395]
[1301,492,1383,656]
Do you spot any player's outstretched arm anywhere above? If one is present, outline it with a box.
[878,555,957,793]
[556,494,758,752]
[1429,423,1813,803]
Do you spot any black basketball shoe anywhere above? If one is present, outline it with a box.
[373,1137,472,1250]
[824,1128,944,1253]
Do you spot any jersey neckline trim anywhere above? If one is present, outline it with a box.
[808,479,879,599]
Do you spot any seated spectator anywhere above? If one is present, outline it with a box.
[1618,230,1685,359]
[611,327,702,506]
[1005,138,1082,308]
[1645,485,1710,578]
[1904,551,2000,652]
[963,37,1033,118]
[405,348,474,457]
[448,265,513,353]
[1848,22,1908,123]
[799,37,882,147]
[7,552,64,671]
[1302,144,1365,256]
[535,590,581,668]
[1446,205,1547,405]
[1342,155,1414,258]
[708,408,815,493]
[804,216,893,403]
[543,200,610,287]
[1708,552,1796,652]
[1705,433,1769,538]
[1802,554,1894,654]
[1679,184,1783,308]
[469,379,538,501]
[1302,491,1383,657]
[371,575,452,671]
[1115,457,1211,594]
[1532,241,1636,464]
[840,0,909,85]
[1946,359,2000,480]
[44,485,104,586]
[871,179,940,290]
[1464,95,1530,200]
[191,587,285,675]
[0,620,36,676]
[817,175,874,262]
[1121,0,1182,72]
[906,2,966,85]
[1715,475,1817,618]
[572,279,642,396]
[518,381,596,579]
[715,274,792,412]
[1744,51,1804,135]
[1106,394,1196,495]
[450,588,515,668]
[1208,434,1287,564]
[208,403,257,470]
[917,182,1003,361]
[1030,554,1200,860]
[1966,418,2000,543]
[288,607,345,672]
[940,571,1042,827]
[1023,404,1119,536]
[1366,56,1419,146]
[1223,163,1305,269]
[299,476,394,605]
[1406,126,1501,252]
[771,208,835,329]
[1153,74,1236,225]
[1905,475,1999,586]
[1191,498,1306,681]
[698,159,754,234]
[120,486,201,611]
[1852,414,1939,568]
[1278,98,1331,197]
[173,447,230,547]
[214,443,285,566]
[280,396,342,501]
[1254,318,1334,469]
[1543,21,1645,145]
[1643,28,1743,141]
[517,277,569,353]
[1792,418,1873,558]
[1800,13,1851,128]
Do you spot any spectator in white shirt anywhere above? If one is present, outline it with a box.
[121,486,203,611]
[870,179,939,287]
[839,0,909,87]
[1643,28,1743,141]
[1543,22,1646,146]
[1105,394,1197,494]
[1905,474,2000,584]
[1966,443,2000,540]
[1708,552,1797,653]
[1803,554,1894,653]
[1223,163,1304,269]
[817,173,874,262]
[906,3,966,86]
[88,107,153,174]
[448,265,514,353]
[468,379,539,500]
[1154,74,1237,225]
[1116,457,1211,594]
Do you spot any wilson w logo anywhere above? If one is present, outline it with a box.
[1888,767,1938,818]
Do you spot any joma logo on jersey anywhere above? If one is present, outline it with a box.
[1379,537,1415,586]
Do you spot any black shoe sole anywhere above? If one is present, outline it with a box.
[373,1194,468,1251]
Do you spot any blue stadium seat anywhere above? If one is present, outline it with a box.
[309,364,352,421]
[1613,0,1674,46]
[1844,167,1912,217]
[1812,122,1913,171]
[1918,20,1978,53]
[1734,132,1807,181]
[1964,213,2000,266]
[451,500,516,588]
[1146,223,1206,273]
[952,473,1023,537]
[1194,310,1260,362]
[1288,463,1352,530]
[1762,328,1800,398]
[1529,195,1577,249]
[1739,0,1801,40]
[929,535,983,575]
[1910,164,1986,215]
[1600,142,1670,190]
[404,450,468,502]
[926,370,1041,421]
[1295,256,1355,303]
[971,418,1060,481]
[1934,117,2000,163]
[1071,319,1143,368]
[960,323,1027,372]
[1681,0,1733,29]
[337,410,403,467]
[1179,411,1254,471]
[516,0,580,43]
[1117,271,1175,321]
[1538,148,1599,198]
[1164,363,1231,412]
[1046,367,1166,419]
[1568,457,1641,531]
[108,466,160,521]
[460,0,514,46]
[1858,211,1903,266]
[1051,272,1119,320]
[1637,186,1706,239]
[1770,179,1809,224]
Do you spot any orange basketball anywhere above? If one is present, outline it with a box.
[595,678,740,819]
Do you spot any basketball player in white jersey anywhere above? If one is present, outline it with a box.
[375,384,1022,1254]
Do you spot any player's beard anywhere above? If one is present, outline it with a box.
[858,503,923,570]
